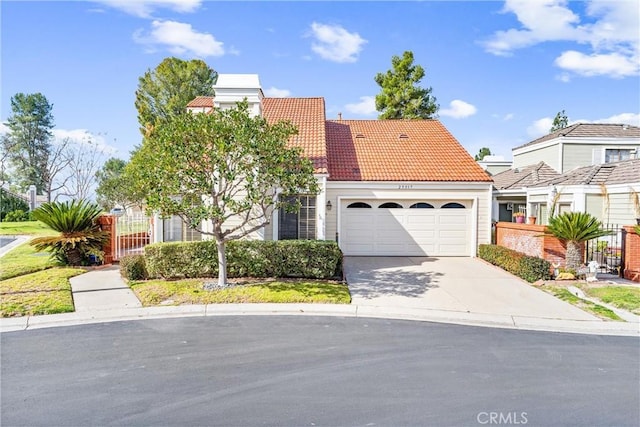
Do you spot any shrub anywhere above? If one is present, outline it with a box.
[3,209,29,222]
[144,240,342,280]
[478,244,551,283]
[120,255,148,280]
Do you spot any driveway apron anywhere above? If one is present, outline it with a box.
[344,257,598,321]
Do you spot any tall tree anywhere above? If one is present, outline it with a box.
[374,51,439,119]
[550,110,568,133]
[135,57,218,134]
[57,139,106,201]
[129,100,318,287]
[1,93,54,193]
[474,147,492,161]
[95,158,141,210]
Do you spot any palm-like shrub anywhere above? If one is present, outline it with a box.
[30,200,109,266]
[545,212,612,270]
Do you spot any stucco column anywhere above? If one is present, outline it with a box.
[316,175,327,240]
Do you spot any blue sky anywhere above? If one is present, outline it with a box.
[2,0,639,161]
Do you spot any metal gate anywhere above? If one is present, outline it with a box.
[114,212,152,261]
[585,224,623,276]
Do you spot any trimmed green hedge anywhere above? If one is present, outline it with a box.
[120,254,148,280]
[478,244,551,283]
[143,240,343,280]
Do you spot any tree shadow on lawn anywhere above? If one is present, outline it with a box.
[344,257,443,299]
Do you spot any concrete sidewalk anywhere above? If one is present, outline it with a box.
[1,262,638,337]
[69,266,141,312]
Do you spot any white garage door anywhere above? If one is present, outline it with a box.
[340,200,471,256]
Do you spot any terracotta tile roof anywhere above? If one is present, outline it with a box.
[186,96,214,108]
[262,97,328,174]
[492,162,560,190]
[325,120,492,182]
[514,123,640,150]
[530,159,640,187]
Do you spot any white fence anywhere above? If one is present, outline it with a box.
[114,213,152,261]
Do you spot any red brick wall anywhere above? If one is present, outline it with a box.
[97,214,116,264]
[495,222,582,268]
[623,226,640,283]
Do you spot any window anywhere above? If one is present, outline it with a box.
[163,216,201,242]
[441,202,466,209]
[409,202,434,209]
[378,202,403,208]
[278,195,316,240]
[347,202,371,208]
[605,149,632,163]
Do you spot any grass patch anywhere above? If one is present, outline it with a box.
[0,268,84,317]
[0,221,55,236]
[0,242,57,281]
[130,278,352,306]
[543,286,622,321]
[583,287,640,315]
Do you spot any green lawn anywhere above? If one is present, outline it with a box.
[543,286,622,321]
[0,221,55,236]
[0,268,84,317]
[130,278,352,306]
[583,286,640,315]
[0,242,56,281]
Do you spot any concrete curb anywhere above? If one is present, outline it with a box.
[2,303,638,337]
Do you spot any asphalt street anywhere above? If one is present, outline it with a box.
[1,316,638,427]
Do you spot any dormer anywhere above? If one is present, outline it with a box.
[212,74,264,117]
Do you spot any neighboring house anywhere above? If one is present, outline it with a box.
[163,74,493,257]
[526,159,640,226]
[491,123,640,224]
[491,162,560,222]
[477,155,512,176]
[512,123,640,174]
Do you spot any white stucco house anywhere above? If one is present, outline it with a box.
[155,74,493,257]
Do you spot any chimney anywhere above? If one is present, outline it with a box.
[338,112,342,120]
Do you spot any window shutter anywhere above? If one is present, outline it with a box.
[592,148,602,165]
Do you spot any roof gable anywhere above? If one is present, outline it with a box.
[531,158,640,187]
[492,162,560,190]
[514,123,640,151]
[262,97,328,174]
[325,120,492,182]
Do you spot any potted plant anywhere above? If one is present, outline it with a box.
[513,211,526,223]
[527,215,537,225]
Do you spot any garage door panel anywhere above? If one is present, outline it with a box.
[340,200,471,256]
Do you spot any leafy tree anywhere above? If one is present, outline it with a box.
[1,93,54,193]
[129,100,319,287]
[544,212,611,270]
[550,110,568,133]
[374,51,438,119]
[30,200,109,266]
[474,147,492,161]
[135,57,218,134]
[95,157,143,210]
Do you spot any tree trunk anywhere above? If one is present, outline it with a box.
[565,240,583,271]
[66,248,83,266]
[216,238,227,288]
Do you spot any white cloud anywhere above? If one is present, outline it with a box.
[133,20,225,57]
[344,96,377,116]
[482,0,640,79]
[503,113,515,121]
[264,87,291,97]
[52,129,117,154]
[308,22,367,63]
[527,117,554,138]
[94,0,202,18]
[554,50,638,78]
[0,122,9,135]
[440,100,477,119]
[598,113,640,126]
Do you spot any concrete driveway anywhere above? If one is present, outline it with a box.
[345,257,598,321]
